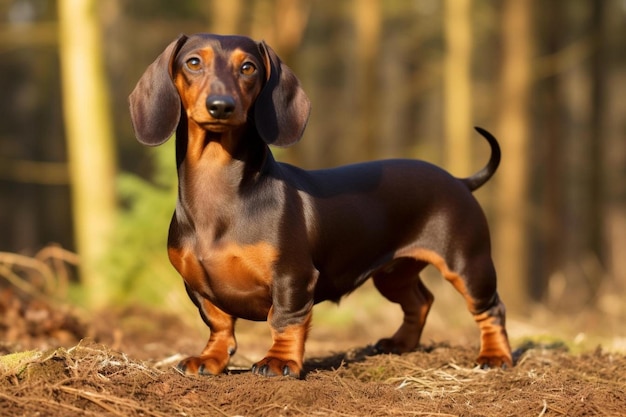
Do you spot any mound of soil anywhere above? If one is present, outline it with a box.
[1,290,625,417]
[2,340,625,416]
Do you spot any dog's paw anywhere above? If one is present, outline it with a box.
[251,357,301,378]
[476,353,513,369]
[374,337,413,355]
[176,356,227,376]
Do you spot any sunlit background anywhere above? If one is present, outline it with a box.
[0,0,624,352]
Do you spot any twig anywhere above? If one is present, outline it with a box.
[0,263,45,298]
[0,251,56,291]
[57,386,127,417]
[36,244,79,296]
[56,385,169,417]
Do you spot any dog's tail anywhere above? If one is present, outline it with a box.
[460,127,501,191]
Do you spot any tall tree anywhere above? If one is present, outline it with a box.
[443,0,472,174]
[495,0,533,312]
[349,0,381,162]
[58,0,117,308]
[204,0,243,34]
[588,0,607,292]
[249,0,310,55]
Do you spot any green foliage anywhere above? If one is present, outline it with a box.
[102,140,187,309]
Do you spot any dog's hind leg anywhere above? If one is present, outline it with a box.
[407,247,512,368]
[450,257,512,368]
[372,258,434,354]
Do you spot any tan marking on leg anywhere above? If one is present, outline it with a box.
[177,300,236,375]
[252,307,311,378]
[394,248,513,367]
[474,298,513,368]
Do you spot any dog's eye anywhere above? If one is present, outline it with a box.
[186,57,202,71]
[240,62,256,75]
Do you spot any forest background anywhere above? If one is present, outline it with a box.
[0,0,624,349]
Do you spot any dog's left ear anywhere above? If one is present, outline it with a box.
[129,34,188,146]
[254,42,311,147]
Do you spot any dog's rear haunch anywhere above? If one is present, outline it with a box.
[129,33,512,378]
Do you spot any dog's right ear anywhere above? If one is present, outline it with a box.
[254,41,311,147]
[129,35,188,146]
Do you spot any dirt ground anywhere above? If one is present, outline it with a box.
[1,286,626,417]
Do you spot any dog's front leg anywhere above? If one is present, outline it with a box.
[170,244,237,376]
[251,306,312,378]
[177,296,237,376]
[251,277,314,378]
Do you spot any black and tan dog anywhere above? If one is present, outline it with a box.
[129,33,512,378]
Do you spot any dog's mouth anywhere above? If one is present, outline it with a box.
[195,120,242,133]
[202,122,231,131]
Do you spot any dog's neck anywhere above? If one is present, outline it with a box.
[176,117,270,169]
[174,120,273,228]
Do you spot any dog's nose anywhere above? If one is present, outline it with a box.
[206,95,236,119]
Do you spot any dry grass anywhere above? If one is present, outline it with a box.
[1,248,625,416]
[1,340,625,416]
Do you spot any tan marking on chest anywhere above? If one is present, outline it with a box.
[193,241,279,295]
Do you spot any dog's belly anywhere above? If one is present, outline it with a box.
[183,241,277,321]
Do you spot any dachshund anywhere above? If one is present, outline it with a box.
[129,33,513,378]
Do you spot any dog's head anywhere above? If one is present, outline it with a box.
[129,34,311,147]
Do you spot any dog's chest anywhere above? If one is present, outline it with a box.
[186,240,278,319]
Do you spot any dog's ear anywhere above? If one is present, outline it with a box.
[129,35,188,146]
[254,41,311,147]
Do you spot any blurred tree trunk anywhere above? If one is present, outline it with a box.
[377,3,417,160]
[58,0,117,309]
[348,0,381,162]
[588,0,607,288]
[443,0,472,174]
[494,0,533,313]
[602,1,626,294]
[207,0,243,34]
[249,0,310,56]
[559,1,604,306]
[536,1,565,302]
